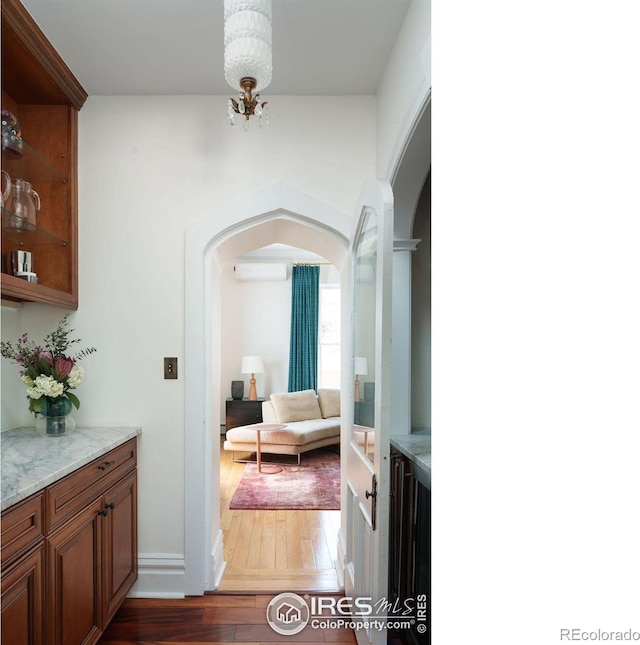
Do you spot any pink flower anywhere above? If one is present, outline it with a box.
[54,356,74,379]
[38,351,54,365]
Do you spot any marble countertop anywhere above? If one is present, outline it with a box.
[1,426,142,511]
[391,429,431,489]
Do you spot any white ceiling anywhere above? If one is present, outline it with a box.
[21,0,412,96]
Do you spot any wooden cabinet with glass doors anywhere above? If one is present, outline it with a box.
[1,0,87,308]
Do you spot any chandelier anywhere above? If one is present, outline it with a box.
[224,0,272,131]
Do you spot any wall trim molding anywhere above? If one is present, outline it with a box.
[211,529,227,589]
[336,528,347,589]
[128,553,186,599]
[394,239,421,253]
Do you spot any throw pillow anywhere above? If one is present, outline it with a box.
[318,388,340,418]
[271,389,322,423]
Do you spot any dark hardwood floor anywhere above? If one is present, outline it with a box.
[98,593,356,644]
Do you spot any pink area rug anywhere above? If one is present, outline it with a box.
[229,449,340,510]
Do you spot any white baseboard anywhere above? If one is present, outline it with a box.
[128,553,186,599]
[336,528,347,589]
[210,530,227,590]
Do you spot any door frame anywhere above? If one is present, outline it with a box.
[184,182,350,594]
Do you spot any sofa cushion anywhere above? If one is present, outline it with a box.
[270,389,322,423]
[226,418,340,446]
[317,388,340,419]
[261,400,278,424]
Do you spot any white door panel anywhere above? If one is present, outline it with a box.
[343,179,393,645]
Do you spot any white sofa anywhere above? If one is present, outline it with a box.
[223,388,341,463]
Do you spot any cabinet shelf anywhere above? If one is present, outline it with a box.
[1,0,86,309]
[1,136,68,183]
[2,207,69,246]
[0,272,76,307]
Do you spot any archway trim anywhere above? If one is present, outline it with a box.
[184,182,349,594]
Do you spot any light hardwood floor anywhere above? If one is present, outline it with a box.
[218,438,342,593]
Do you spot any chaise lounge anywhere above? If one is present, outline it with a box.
[223,388,341,463]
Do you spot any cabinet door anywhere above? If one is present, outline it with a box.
[47,499,102,645]
[388,450,406,603]
[101,471,137,625]
[1,543,45,645]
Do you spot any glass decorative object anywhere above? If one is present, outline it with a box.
[40,396,73,436]
[1,109,24,158]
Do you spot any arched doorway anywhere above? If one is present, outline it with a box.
[184,90,431,595]
[184,183,350,594]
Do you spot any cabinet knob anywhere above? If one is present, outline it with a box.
[98,502,115,516]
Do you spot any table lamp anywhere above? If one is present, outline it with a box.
[354,356,368,402]
[241,355,264,401]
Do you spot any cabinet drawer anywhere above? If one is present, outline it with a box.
[1,493,44,567]
[46,439,136,532]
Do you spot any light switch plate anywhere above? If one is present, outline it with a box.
[164,357,178,379]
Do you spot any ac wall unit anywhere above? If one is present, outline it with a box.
[234,263,288,281]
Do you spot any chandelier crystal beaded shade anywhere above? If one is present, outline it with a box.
[224,0,272,130]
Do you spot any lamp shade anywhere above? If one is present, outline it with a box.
[224,0,272,92]
[354,357,368,376]
[241,355,264,374]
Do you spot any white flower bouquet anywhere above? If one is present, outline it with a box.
[1,314,96,416]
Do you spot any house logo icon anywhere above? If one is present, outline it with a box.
[266,592,310,635]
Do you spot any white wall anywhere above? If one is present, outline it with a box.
[220,267,291,422]
[376,0,431,180]
[0,94,375,564]
[411,174,431,428]
[1,305,25,430]
[376,0,431,435]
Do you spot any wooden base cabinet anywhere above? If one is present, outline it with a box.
[1,440,137,645]
[102,472,137,627]
[47,500,103,645]
[389,447,430,645]
[47,471,137,645]
[1,544,45,645]
[1,492,45,645]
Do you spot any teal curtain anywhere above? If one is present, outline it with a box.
[288,265,320,392]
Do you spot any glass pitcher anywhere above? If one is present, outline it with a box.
[1,170,10,208]
[5,178,40,228]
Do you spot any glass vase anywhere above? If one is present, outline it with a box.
[41,396,73,436]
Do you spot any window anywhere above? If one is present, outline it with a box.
[318,285,341,389]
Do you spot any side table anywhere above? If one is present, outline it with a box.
[354,424,374,457]
[248,424,286,474]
